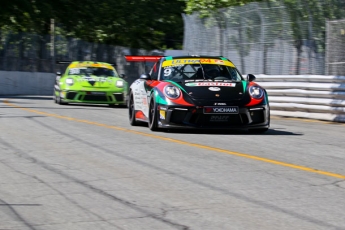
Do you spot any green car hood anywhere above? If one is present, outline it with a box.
[70,75,118,88]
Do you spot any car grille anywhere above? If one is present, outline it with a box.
[167,106,268,127]
[66,92,77,100]
[249,110,265,124]
[198,114,244,126]
[170,110,246,126]
[113,93,124,102]
[83,95,108,101]
[170,110,188,124]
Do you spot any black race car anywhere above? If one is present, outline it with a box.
[125,55,270,133]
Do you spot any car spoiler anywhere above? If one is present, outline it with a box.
[56,61,71,64]
[124,55,164,62]
[56,61,116,66]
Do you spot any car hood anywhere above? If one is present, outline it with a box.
[175,80,246,101]
[70,75,118,88]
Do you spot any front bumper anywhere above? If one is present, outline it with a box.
[56,90,128,104]
[156,104,270,130]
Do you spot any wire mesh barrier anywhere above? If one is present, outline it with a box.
[326,19,345,75]
[0,31,161,85]
[1,1,344,77]
[183,1,345,75]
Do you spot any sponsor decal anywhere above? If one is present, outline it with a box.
[78,76,113,86]
[162,59,235,67]
[214,102,227,105]
[208,87,221,91]
[89,92,105,95]
[69,63,113,69]
[210,115,229,122]
[185,82,236,87]
[204,106,239,114]
[159,110,166,120]
[142,97,148,106]
[214,60,224,64]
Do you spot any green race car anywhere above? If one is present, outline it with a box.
[54,61,128,107]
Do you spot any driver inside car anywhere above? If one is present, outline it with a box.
[204,65,220,79]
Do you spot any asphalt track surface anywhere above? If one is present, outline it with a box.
[0,96,345,230]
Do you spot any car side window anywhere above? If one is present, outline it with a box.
[150,62,159,80]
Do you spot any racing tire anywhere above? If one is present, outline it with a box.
[56,95,68,105]
[53,90,59,104]
[148,98,159,131]
[248,128,268,134]
[129,93,139,126]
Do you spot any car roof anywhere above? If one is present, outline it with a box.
[161,55,232,62]
[67,61,115,69]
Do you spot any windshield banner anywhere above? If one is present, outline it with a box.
[162,58,235,67]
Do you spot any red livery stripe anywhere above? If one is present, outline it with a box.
[125,56,163,62]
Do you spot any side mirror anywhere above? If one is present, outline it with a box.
[120,74,126,78]
[56,72,61,76]
[139,73,151,80]
[247,74,256,82]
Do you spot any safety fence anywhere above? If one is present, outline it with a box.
[183,1,345,76]
[254,75,345,122]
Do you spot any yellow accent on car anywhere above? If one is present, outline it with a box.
[162,58,235,67]
[160,110,166,119]
[68,62,114,69]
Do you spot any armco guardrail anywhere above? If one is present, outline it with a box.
[1,71,345,123]
[255,75,345,122]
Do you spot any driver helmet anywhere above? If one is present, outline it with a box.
[204,65,220,79]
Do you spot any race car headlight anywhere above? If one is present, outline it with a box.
[116,80,124,88]
[164,85,181,99]
[249,86,264,99]
[65,78,74,86]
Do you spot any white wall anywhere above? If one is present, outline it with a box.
[0,71,55,95]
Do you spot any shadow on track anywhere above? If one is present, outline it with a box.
[131,122,302,136]
[0,96,127,109]
[0,95,53,100]
[164,128,302,136]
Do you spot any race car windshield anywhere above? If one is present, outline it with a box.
[161,64,243,82]
[68,67,117,77]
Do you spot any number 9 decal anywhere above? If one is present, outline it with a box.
[164,68,172,76]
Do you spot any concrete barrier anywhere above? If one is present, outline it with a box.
[0,71,55,96]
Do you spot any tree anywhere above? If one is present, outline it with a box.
[182,0,263,16]
[0,0,186,50]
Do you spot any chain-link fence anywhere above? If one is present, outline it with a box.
[326,19,345,75]
[183,1,345,75]
[2,1,345,77]
[0,31,162,84]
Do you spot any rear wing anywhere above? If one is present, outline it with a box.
[124,55,164,62]
[56,61,116,66]
[56,61,71,64]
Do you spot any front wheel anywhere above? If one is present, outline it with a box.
[129,93,139,126]
[148,98,159,131]
[53,92,57,104]
[56,93,68,105]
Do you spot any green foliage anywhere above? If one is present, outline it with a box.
[2,0,344,52]
[0,0,185,50]
[181,0,263,16]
